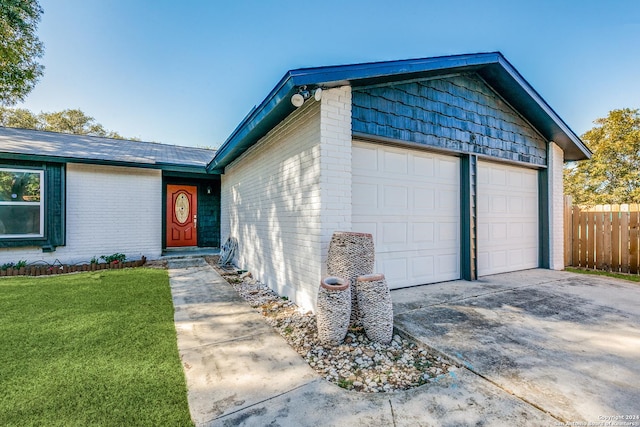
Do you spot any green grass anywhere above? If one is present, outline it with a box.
[566,267,640,283]
[0,269,193,427]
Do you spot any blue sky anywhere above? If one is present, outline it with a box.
[17,0,640,148]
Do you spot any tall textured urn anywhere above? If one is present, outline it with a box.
[316,277,351,346]
[355,273,394,344]
[326,231,375,327]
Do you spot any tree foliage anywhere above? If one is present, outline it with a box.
[0,106,131,139]
[0,0,44,105]
[564,108,640,206]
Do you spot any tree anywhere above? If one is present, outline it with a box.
[0,0,44,105]
[0,106,131,139]
[564,108,640,206]
[39,109,124,138]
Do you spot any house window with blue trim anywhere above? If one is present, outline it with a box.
[0,169,44,238]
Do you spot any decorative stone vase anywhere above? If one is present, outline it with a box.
[316,276,351,346]
[356,273,394,344]
[326,231,375,327]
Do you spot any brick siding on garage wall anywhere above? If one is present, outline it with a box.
[352,73,548,166]
[220,87,352,312]
[221,96,324,310]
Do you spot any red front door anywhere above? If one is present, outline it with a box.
[166,185,197,247]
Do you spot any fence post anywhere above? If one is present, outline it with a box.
[564,195,573,266]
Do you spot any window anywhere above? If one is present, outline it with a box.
[0,168,44,238]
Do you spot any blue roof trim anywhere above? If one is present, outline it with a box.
[207,52,590,172]
[483,55,591,160]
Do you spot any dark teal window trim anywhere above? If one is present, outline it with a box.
[0,161,65,251]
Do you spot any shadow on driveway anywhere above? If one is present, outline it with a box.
[392,269,640,424]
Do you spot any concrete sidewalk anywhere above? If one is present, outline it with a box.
[167,258,556,427]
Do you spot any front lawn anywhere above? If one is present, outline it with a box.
[0,268,192,426]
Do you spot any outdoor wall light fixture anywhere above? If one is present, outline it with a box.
[291,85,323,107]
[206,186,212,195]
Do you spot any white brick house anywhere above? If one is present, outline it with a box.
[0,52,590,313]
[0,129,219,266]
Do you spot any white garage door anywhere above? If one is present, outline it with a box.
[352,141,460,289]
[477,161,539,276]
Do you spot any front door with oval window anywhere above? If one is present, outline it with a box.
[166,185,197,247]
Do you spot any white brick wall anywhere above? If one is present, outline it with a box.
[319,86,352,275]
[221,87,352,311]
[0,163,162,265]
[548,142,564,270]
[221,98,323,310]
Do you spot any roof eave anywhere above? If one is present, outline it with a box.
[478,56,591,161]
[207,52,591,171]
[0,152,210,174]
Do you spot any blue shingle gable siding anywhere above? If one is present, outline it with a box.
[352,73,547,166]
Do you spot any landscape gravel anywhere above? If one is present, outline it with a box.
[206,257,456,393]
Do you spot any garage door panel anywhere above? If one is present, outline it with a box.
[380,257,408,283]
[438,158,458,177]
[383,185,408,208]
[509,197,524,213]
[411,256,435,279]
[413,156,435,176]
[508,222,524,238]
[353,145,378,170]
[353,141,460,289]
[411,222,435,244]
[352,182,377,207]
[413,188,435,209]
[438,253,459,275]
[439,189,459,210]
[490,222,508,240]
[491,168,507,185]
[478,161,538,276]
[381,222,408,245]
[438,221,459,243]
[383,151,408,174]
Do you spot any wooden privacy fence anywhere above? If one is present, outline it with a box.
[564,196,640,273]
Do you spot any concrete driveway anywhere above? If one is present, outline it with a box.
[392,269,640,424]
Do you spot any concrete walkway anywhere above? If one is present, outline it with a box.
[168,258,557,427]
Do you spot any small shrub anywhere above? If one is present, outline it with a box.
[90,256,99,264]
[100,253,126,264]
[337,378,354,389]
[15,260,27,269]
[1,262,15,270]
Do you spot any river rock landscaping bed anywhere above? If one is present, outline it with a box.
[205,257,456,393]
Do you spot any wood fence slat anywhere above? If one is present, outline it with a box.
[584,212,590,268]
[572,207,580,267]
[630,211,639,274]
[564,196,573,266]
[602,211,612,271]
[612,211,620,272]
[587,212,595,269]
[620,212,630,273]
[595,212,605,270]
